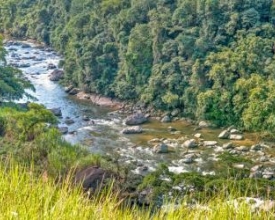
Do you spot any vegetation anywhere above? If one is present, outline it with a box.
[0,36,33,102]
[0,161,273,219]
[1,1,275,218]
[0,0,275,134]
[138,156,275,203]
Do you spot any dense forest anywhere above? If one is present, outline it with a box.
[1,0,275,133]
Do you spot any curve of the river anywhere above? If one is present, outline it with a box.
[5,40,275,177]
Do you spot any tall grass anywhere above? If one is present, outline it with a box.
[0,161,274,220]
[0,161,149,220]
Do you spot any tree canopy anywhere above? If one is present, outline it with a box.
[1,0,275,133]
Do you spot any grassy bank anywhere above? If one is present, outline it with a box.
[0,161,273,220]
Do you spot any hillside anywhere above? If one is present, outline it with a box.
[1,0,275,131]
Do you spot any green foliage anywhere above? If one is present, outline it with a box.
[0,37,34,101]
[0,161,273,219]
[0,103,56,141]
[2,0,275,133]
[0,104,102,177]
[137,154,274,204]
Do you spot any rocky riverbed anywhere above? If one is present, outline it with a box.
[4,40,275,207]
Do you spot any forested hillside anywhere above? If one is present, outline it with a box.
[1,0,275,132]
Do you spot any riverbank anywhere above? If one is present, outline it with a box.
[76,91,124,109]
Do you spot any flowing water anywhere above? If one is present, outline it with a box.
[4,40,266,175]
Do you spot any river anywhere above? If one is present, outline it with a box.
[5,40,275,177]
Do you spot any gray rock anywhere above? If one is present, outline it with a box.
[235,146,249,152]
[198,121,210,128]
[194,133,202,138]
[58,127,68,134]
[21,43,31,48]
[137,166,149,172]
[183,139,197,148]
[154,143,169,153]
[125,113,148,125]
[47,63,57,69]
[203,141,218,147]
[251,144,262,151]
[263,174,273,180]
[19,63,31,68]
[250,165,262,173]
[68,88,80,95]
[122,126,143,134]
[82,115,90,121]
[180,158,193,164]
[229,149,240,155]
[74,166,113,191]
[64,85,74,93]
[49,69,64,81]
[171,109,180,117]
[161,115,171,123]
[218,130,230,139]
[65,118,75,125]
[263,168,275,179]
[222,142,234,149]
[259,156,269,163]
[229,134,244,140]
[49,107,62,116]
[230,129,242,134]
[233,164,245,169]
[168,126,177,132]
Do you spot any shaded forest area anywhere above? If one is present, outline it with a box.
[1,0,275,133]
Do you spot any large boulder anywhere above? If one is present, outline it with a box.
[49,69,64,81]
[74,166,113,191]
[125,113,148,125]
[122,126,143,134]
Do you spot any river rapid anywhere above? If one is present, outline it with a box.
[5,40,275,178]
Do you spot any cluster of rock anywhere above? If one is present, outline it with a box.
[218,127,244,140]
[121,113,149,135]
[4,41,31,48]
[48,107,93,134]
[143,131,275,179]
[64,85,80,95]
